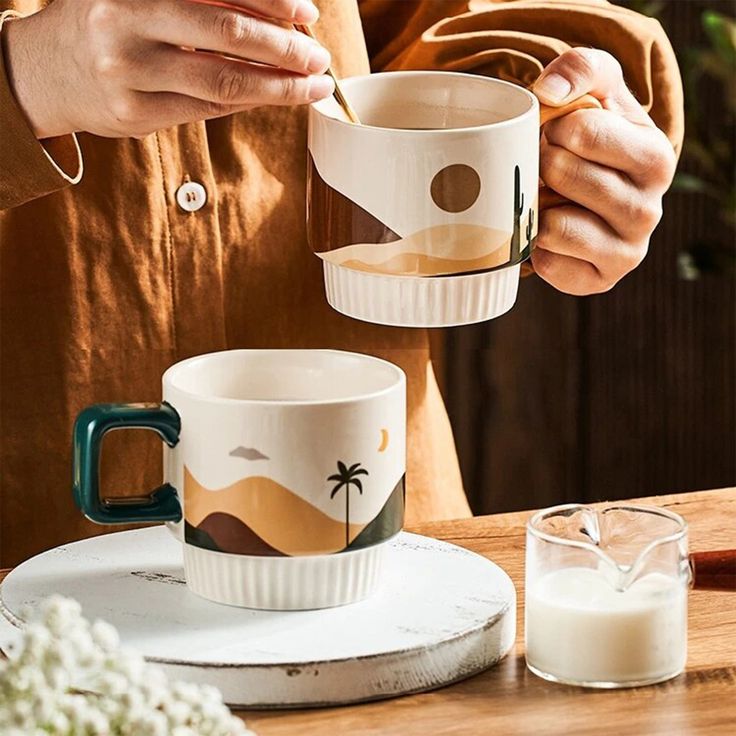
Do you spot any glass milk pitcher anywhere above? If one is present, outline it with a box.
[525,504,690,688]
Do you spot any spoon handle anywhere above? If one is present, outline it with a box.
[294,24,361,124]
[689,550,736,591]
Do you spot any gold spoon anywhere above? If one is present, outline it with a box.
[294,24,361,124]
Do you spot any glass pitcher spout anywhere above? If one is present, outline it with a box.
[528,503,689,593]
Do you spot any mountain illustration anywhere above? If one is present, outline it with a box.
[307,152,401,251]
[184,467,404,557]
[185,515,284,556]
[346,475,404,551]
[318,223,514,277]
[184,467,362,556]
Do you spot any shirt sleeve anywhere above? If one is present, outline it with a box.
[358,0,684,155]
[0,10,83,210]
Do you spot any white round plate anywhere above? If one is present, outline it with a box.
[0,528,515,708]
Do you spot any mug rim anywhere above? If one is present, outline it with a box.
[162,348,406,407]
[310,70,539,135]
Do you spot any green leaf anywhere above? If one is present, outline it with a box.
[702,11,736,67]
[672,172,707,193]
[623,0,665,17]
[672,172,724,201]
[644,0,666,17]
[677,251,701,281]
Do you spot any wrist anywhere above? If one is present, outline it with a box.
[1,11,74,139]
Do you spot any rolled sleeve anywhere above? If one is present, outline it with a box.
[359,0,684,155]
[0,10,83,210]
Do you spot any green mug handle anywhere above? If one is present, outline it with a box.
[72,402,182,524]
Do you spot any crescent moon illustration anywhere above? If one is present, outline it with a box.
[378,428,389,452]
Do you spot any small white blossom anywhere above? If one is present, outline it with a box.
[0,596,256,736]
[91,619,120,652]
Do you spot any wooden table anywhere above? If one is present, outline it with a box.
[1,489,734,734]
[242,489,736,735]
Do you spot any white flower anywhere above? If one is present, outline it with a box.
[0,596,255,735]
[91,619,120,652]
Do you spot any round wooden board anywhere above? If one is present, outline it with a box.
[0,528,515,708]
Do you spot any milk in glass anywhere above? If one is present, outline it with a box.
[526,566,687,685]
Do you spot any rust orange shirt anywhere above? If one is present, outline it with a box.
[0,0,683,565]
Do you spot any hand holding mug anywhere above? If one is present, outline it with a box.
[308,72,602,327]
[532,48,678,295]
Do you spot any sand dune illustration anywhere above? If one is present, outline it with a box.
[185,475,406,557]
[318,223,518,276]
[184,467,363,556]
[185,515,285,556]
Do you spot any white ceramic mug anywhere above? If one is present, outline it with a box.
[307,71,598,327]
[73,350,406,610]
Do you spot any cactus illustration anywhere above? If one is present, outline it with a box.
[525,208,535,256]
[510,165,524,261]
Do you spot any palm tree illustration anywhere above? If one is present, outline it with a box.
[328,461,369,548]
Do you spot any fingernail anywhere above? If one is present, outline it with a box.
[295,1,319,24]
[534,73,572,104]
[306,44,330,74]
[308,74,334,101]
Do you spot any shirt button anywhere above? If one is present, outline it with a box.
[176,181,207,212]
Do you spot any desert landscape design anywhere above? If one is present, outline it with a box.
[308,153,536,277]
[184,467,405,557]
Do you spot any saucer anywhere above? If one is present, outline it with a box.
[0,528,515,708]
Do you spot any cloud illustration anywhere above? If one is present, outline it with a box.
[229,446,269,461]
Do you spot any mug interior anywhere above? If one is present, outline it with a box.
[313,71,536,130]
[163,350,403,403]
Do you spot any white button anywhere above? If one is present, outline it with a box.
[176,181,207,212]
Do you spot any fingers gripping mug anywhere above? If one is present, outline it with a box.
[73,350,406,610]
[307,71,599,327]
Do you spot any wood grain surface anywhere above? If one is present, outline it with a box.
[1,489,733,734]
[240,488,736,735]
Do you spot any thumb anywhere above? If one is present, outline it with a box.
[532,47,651,126]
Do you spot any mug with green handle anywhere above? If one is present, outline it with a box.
[73,349,406,610]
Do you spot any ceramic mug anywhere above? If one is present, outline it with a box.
[307,71,599,327]
[72,349,406,610]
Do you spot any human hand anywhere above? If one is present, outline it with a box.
[531,48,677,295]
[2,0,334,139]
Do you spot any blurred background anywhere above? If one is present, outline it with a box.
[432,0,736,514]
